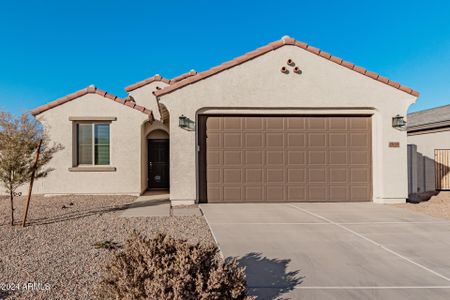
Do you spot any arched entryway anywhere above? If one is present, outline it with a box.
[147,129,169,190]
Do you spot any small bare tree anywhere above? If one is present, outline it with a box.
[0,112,62,225]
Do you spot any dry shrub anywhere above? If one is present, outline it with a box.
[96,232,253,300]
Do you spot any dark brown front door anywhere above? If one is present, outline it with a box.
[199,115,372,203]
[148,139,169,189]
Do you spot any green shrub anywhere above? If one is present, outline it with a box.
[96,232,253,300]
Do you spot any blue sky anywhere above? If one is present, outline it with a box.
[0,0,449,115]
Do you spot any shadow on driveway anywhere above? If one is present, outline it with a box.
[233,252,303,299]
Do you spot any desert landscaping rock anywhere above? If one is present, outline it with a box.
[0,195,214,300]
[395,191,450,220]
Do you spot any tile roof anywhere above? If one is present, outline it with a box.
[170,69,197,83]
[154,36,419,98]
[31,85,154,121]
[125,74,171,92]
[125,70,198,93]
[407,104,450,130]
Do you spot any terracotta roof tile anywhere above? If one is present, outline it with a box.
[330,56,343,64]
[125,74,171,92]
[170,69,197,83]
[31,86,154,121]
[155,36,418,97]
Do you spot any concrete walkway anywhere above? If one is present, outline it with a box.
[120,192,170,217]
[201,203,450,300]
[120,192,202,217]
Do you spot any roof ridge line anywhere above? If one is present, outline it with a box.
[125,74,171,92]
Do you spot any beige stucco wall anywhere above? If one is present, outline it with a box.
[128,81,169,121]
[159,45,417,204]
[30,93,149,196]
[408,129,450,192]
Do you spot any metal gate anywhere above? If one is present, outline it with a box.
[435,149,450,190]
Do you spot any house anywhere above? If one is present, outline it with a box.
[407,105,450,195]
[30,36,419,204]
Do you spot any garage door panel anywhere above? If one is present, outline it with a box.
[309,186,328,201]
[206,117,221,130]
[351,168,370,183]
[266,118,284,130]
[267,169,284,183]
[244,117,263,130]
[350,151,370,165]
[266,185,284,202]
[245,151,264,165]
[288,186,306,201]
[309,151,327,164]
[309,168,327,183]
[246,169,263,183]
[329,185,349,201]
[224,133,242,148]
[207,132,222,148]
[307,118,327,130]
[329,168,348,183]
[308,133,327,147]
[350,186,370,201]
[245,186,264,201]
[223,187,242,202]
[267,151,284,165]
[329,133,347,147]
[349,117,369,130]
[245,133,264,147]
[329,151,348,165]
[204,116,371,203]
[223,151,242,165]
[350,133,370,147]
[207,150,223,165]
[329,117,347,130]
[223,169,242,183]
[207,186,222,202]
[288,151,306,164]
[223,117,242,130]
[207,168,222,183]
[287,118,306,130]
[288,168,306,183]
[266,133,284,147]
[287,133,306,147]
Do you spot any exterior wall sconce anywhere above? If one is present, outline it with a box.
[392,114,407,130]
[179,115,195,131]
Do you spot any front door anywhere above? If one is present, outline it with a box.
[148,139,169,189]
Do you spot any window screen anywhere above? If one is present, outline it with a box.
[77,123,110,165]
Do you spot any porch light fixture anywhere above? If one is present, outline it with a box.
[179,115,195,131]
[392,114,407,130]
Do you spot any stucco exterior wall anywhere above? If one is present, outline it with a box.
[159,45,417,204]
[30,93,149,196]
[408,129,450,192]
[128,81,169,121]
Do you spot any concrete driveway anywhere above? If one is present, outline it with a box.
[200,203,450,300]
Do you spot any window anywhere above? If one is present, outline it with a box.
[77,123,110,165]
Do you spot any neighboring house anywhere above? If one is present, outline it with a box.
[407,105,450,195]
[28,36,419,204]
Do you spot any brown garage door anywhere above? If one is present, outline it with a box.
[199,116,372,203]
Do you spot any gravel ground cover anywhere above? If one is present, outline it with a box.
[0,195,214,300]
[394,191,450,220]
